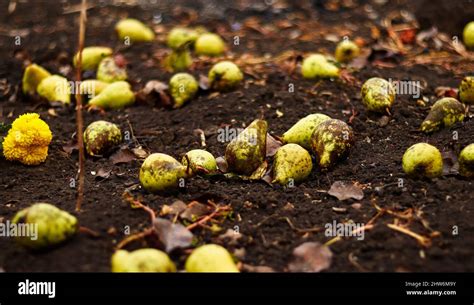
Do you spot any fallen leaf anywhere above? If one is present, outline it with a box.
[442,150,458,176]
[266,133,282,157]
[62,141,78,155]
[161,200,187,216]
[328,181,364,201]
[435,86,458,98]
[109,148,137,164]
[218,228,242,246]
[241,264,275,273]
[95,168,111,180]
[180,201,212,221]
[288,242,333,272]
[131,147,148,159]
[136,80,171,107]
[216,156,228,173]
[152,217,193,253]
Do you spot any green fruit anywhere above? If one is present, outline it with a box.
[11,203,78,249]
[185,244,239,272]
[73,46,113,71]
[361,77,396,113]
[195,33,225,56]
[167,27,199,50]
[335,40,360,63]
[88,81,135,109]
[208,61,243,92]
[463,21,474,49]
[79,80,109,98]
[272,144,312,185]
[281,113,331,149]
[84,120,122,156]
[421,97,465,133]
[311,119,354,169]
[402,143,443,179]
[37,75,71,105]
[115,18,155,43]
[459,144,474,178]
[139,153,188,192]
[97,57,127,83]
[111,249,176,272]
[301,54,339,79]
[182,149,217,176]
[169,73,199,108]
[164,50,193,72]
[22,64,51,95]
[225,119,267,176]
[459,76,474,105]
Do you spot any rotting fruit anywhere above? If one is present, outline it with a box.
[195,33,225,56]
[402,143,443,179]
[459,143,474,178]
[11,203,78,250]
[83,120,122,157]
[37,75,71,105]
[421,97,465,133]
[335,39,360,63]
[22,64,51,95]
[311,119,354,169]
[459,76,474,105]
[169,73,199,108]
[73,46,112,71]
[185,244,239,272]
[115,18,155,43]
[97,57,127,83]
[111,249,176,272]
[272,144,313,186]
[139,153,188,192]
[225,119,267,176]
[208,61,243,92]
[301,54,339,79]
[361,77,396,113]
[88,81,135,109]
[182,149,217,176]
[281,113,331,150]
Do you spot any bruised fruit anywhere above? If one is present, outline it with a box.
[139,153,188,192]
[79,79,109,98]
[84,120,122,156]
[225,119,267,176]
[421,97,465,133]
[74,46,112,71]
[463,21,474,49]
[195,33,225,56]
[111,249,176,272]
[37,75,71,105]
[311,119,354,169]
[301,54,339,79]
[281,113,331,149]
[208,61,243,92]
[88,81,135,109]
[169,73,198,108]
[164,50,193,72]
[459,144,474,178]
[97,57,127,83]
[167,27,199,50]
[459,76,474,105]
[361,77,396,113]
[11,203,78,249]
[272,144,312,185]
[185,244,239,272]
[335,40,360,63]
[402,143,443,179]
[182,149,217,176]
[22,64,51,95]
[115,18,155,43]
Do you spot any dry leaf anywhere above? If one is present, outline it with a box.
[180,201,212,222]
[328,181,364,201]
[288,242,333,272]
[152,217,193,253]
[109,148,137,164]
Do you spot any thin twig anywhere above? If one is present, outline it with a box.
[186,205,231,231]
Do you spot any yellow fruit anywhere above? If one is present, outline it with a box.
[402,143,443,179]
[139,153,188,192]
[208,61,243,92]
[115,18,155,43]
[84,120,122,156]
[97,57,127,83]
[463,21,474,49]
[22,64,51,95]
[167,27,199,50]
[111,249,176,272]
[195,33,225,56]
[79,80,109,98]
[12,203,78,249]
[164,50,193,72]
[169,73,199,108]
[459,144,474,178]
[301,54,339,79]
[37,75,71,105]
[272,144,312,185]
[335,40,360,63]
[88,81,135,109]
[281,113,331,149]
[459,76,474,105]
[185,244,239,272]
[73,46,112,71]
[421,97,465,133]
[182,149,217,176]
[361,77,396,113]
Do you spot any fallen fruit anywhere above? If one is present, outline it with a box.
[166,27,199,50]
[301,54,339,79]
[2,113,52,166]
[11,203,78,249]
[272,144,313,185]
[459,144,474,178]
[115,18,155,43]
[402,143,443,179]
[37,75,71,105]
[361,77,396,113]
[164,50,193,72]
[79,79,109,98]
[84,120,122,156]
[335,39,360,63]
[463,21,474,49]
[111,249,176,272]
[459,76,474,105]
[225,119,267,176]
[88,81,135,109]
[139,153,188,192]
[421,97,465,133]
[182,149,217,176]
[96,57,127,83]
[281,113,331,149]
[169,73,199,108]
[185,244,239,272]
[208,61,243,92]
[195,33,225,56]
[73,46,113,71]
[22,64,51,95]
[311,119,354,169]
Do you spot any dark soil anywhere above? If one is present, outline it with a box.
[0,0,473,272]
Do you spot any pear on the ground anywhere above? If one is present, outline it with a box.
[22,64,51,95]
[167,27,199,50]
[281,113,331,149]
[459,76,474,105]
[84,120,122,156]
[185,244,239,272]
[37,75,71,105]
[182,149,217,176]
[335,40,360,63]
[139,153,188,192]
[301,54,339,79]
[361,77,396,113]
[88,81,135,109]
[74,46,112,71]
[97,57,127,83]
[169,73,198,108]
[79,80,109,98]
[459,143,474,178]
[421,97,465,133]
[208,61,243,92]
[164,50,193,72]
[463,21,474,49]
[402,143,443,179]
[195,33,225,56]
[272,144,312,185]
[116,18,155,43]
[111,249,176,272]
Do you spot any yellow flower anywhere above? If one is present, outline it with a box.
[2,113,52,165]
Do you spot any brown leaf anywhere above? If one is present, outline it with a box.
[288,242,333,272]
[218,228,242,246]
[131,147,149,159]
[435,86,458,98]
[241,264,275,273]
[95,167,111,180]
[328,181,364,201]
[442,150,459,176]
[180,201,212,222]
[136,80,171,107]
[199,74,210,90]
[152,217,193,253]
[216,156,228,173]
[109,147,137,164]
[161,200,187,216]
[62,141,78,155]
[266,133,282,157]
